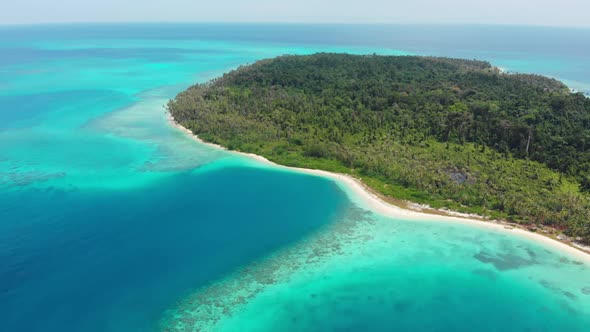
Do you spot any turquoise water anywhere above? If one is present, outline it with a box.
[163,210,590,331]
[1,24,589,331]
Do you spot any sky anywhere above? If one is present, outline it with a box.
[1,0,589,27]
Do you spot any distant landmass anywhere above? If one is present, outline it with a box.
[169,53,590,244]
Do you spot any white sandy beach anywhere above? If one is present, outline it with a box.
[168,114,590,262]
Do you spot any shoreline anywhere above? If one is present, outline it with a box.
[168,114,590,262]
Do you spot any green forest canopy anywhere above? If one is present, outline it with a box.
[169,53,590,244]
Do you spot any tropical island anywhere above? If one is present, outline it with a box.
[168,53,590,245]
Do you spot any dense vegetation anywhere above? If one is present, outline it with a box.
[169,54,590,244]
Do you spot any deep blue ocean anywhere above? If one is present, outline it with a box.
[1,24,590,331]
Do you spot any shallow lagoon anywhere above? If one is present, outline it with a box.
[162,207,590,331]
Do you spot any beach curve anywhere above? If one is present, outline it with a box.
[168,113,590,263]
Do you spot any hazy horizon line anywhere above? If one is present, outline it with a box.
[1,20,589,30]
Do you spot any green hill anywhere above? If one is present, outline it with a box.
[169,53,590,244]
